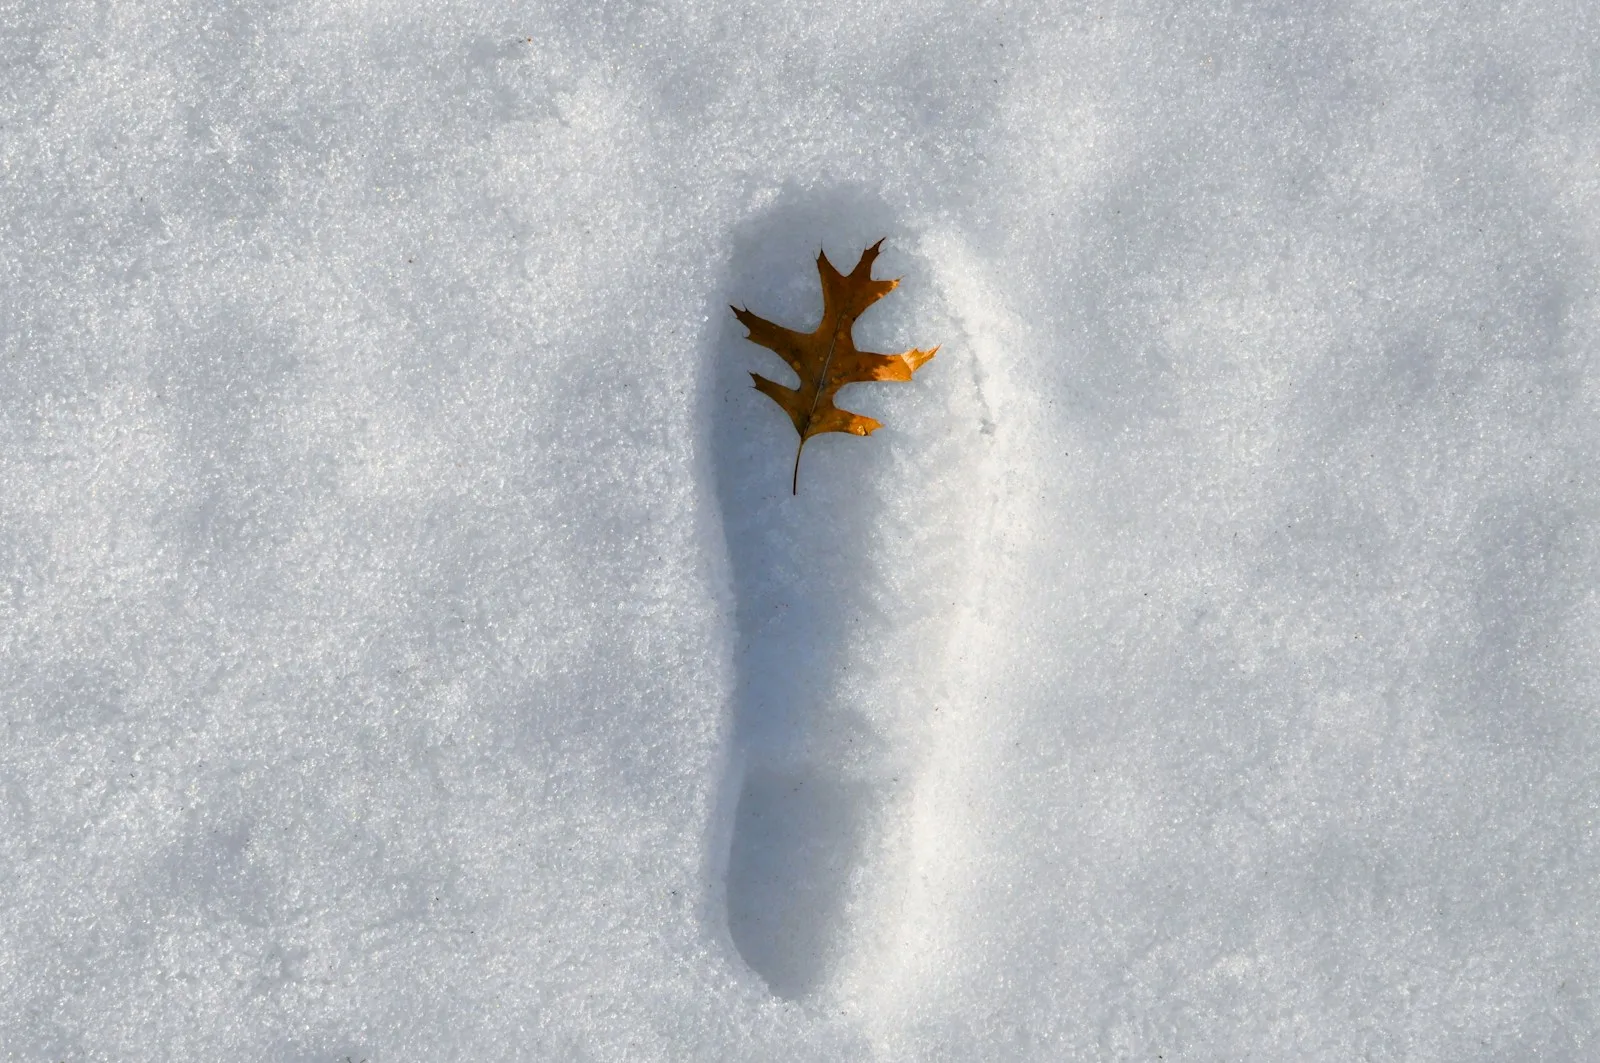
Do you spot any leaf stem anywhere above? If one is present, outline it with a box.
[793,325,843,495]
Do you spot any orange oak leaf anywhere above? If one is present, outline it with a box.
[731,240,938,494]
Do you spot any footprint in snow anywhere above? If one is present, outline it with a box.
[707,189,1002,1003]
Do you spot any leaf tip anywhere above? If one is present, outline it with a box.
[903,345,938,373]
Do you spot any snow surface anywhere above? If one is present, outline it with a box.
[4,0,1600,1058]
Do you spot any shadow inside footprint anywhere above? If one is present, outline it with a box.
[710,185,910,999]
[724,764,873,998]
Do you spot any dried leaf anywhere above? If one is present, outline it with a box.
[732,240,938,494]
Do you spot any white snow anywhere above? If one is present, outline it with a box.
[4,0,1599,1058]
